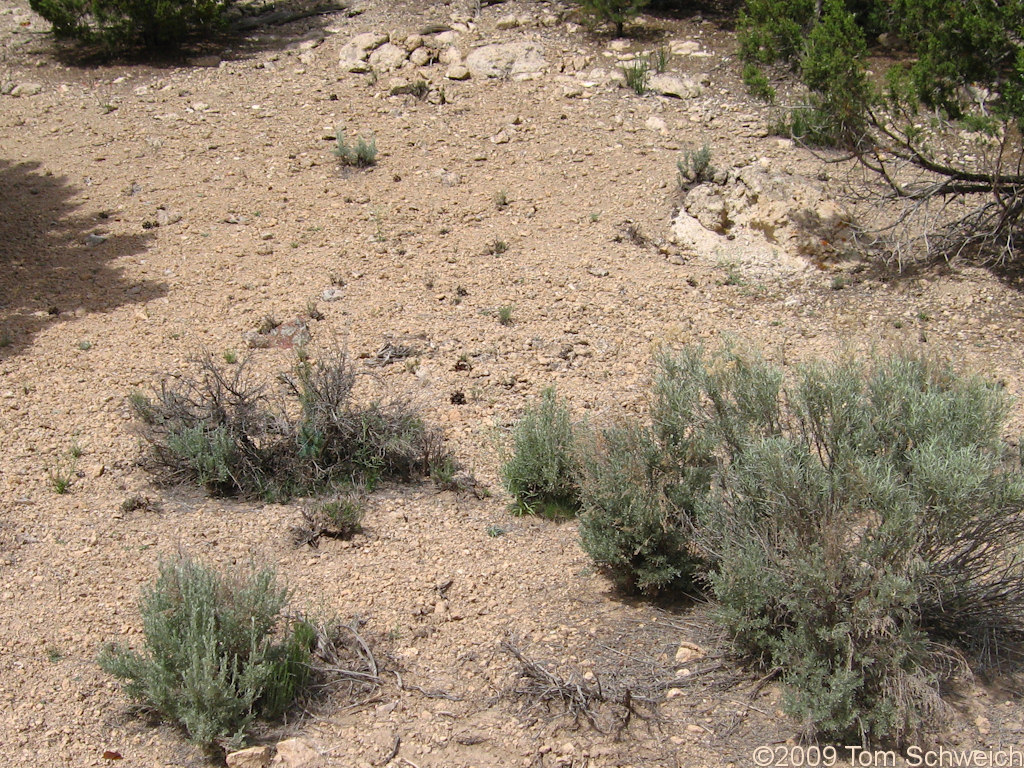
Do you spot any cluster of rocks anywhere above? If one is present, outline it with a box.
[672,159,856,273]
[338,27,551,85]
[335,24,709,99]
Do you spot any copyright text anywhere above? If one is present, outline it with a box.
[751,745,1024,767]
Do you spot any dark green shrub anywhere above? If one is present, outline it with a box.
[30,0,230,50]
[578,0,649,37]
[742,62,776,103]
[132,352,453,499]
[578,422,705,593]
[739,0,1024,261]
[99,557,313,749]
[501,387,581,517]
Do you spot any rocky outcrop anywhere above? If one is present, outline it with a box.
[464,42,547,80]
[672,159,856,273]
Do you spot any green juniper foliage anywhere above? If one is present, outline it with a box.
[578,0,649,37]
[31,0,230,50]
[738,0,1024,259]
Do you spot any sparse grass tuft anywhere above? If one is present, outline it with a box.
[498,305,514,326]
[652,45,670,73]
[622,55,650,95]
[490,239,509,256]
[48,444,81,494]
[334,130,378,167]
[292,489,366,547]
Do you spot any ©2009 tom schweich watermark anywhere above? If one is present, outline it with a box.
[751,744,1024,767]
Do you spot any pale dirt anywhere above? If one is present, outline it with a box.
[2,0,1024,766]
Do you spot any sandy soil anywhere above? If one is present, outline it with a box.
[2,0,1024,765]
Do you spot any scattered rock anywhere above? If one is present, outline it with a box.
[674,641,703,664]
[271,738,323,768]
[368,42,409,72]
[495,13,520,30]
[338,31,388,69]
[246,318,311,350]
[645,115,667,133]
[671,159,854,275]
[438,45,462,65]
[10,82,42,97]
[226,746,272,768]
[403,33,423,52]
[155,208,182,227]
[446,64,471,81]
[322,287,345,302]
[350,31,389,52]
[648,73,702,99]
[387,76,414,96]
[85,234,108,246]
[490,130,510,144]
[685,185,730,233]
[465,42,547,80]
[341,59,371,73]
[409,47,432,66]
[671,40,701,55]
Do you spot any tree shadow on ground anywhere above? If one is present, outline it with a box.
[0,159,163,360]
[39,0,351,68]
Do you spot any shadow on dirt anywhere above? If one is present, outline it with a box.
[42,0,351,68]
[0,159,164,360]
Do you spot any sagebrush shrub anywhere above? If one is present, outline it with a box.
[677,144,715,187]
[132,351,453,499]
[578,421,705,593]
[579,343,1024,743]
[501,387,581,517]
[31,0,230,50]
[99,557,313,749]
[697,350,1024,744]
